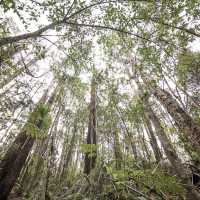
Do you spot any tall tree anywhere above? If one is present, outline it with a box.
[84,77,97,175]
[143,94,200,199]
[0,88,56,200]
[59,123,77,183]
[152,85,200,154]
[143,115,163,163]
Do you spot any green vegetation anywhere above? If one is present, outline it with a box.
[0,1,200,200]
[24,104,51,139]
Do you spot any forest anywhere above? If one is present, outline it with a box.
[0,0,200,199]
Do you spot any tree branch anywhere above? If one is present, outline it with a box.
[67,21,154,43]
[0,0,146,46]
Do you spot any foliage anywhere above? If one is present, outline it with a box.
[177,51,200,88]
[80,144,98,158]
[125,99,144,124]
[179,135,200,164]
[105,166,186,199]
[129,169,185,196]
[1,1,200,200]
[23,104,51,139]
[0,0,16,12]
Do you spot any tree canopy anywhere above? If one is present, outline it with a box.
[0,1,200,200]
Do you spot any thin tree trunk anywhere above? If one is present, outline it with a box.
[138,124,152,163]
[113,131,123,170]
[116,107,138,160]
[44,103,62,199]
[56,127,70,178]
[59,124,77,182]
[143,116,162,163]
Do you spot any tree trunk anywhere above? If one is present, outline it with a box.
[0,22,59,47]
[84,78,97,175]
[59,124,76,182]
[44,101,63,199]
[113,131,123,170]
[153,86,200,154]
[0,132,35,200]
[144,100,200,199]
[116,107,138,160]
[20,142,45,193]
[0,87,56,200]
[143,116,162,163]
[137,125,152,163]
[144,101,185,177]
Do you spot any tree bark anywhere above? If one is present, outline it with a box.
[153,86,200,154]
[113,131,123,170]
[0,122,42,199]
[144,101,184,177]
[0,22,59,47]
[143,116,162,163]
[0,1,114,47]
[0,87,56,200]
[116,107,138,160]
[144,100,200,199]
[84,78,97,175]
[59,124,76,182]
